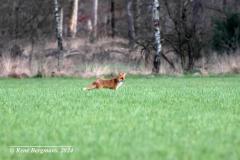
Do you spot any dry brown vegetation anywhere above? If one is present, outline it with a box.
[0,38,239,78]
[0,38,146,78]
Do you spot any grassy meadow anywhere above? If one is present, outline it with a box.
[0,75,240,160]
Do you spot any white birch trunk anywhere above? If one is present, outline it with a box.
[68,0,79,37]
[53,0,63,71]
[152,0,162,73]
[60,7,63,35]
[53,0,63,50]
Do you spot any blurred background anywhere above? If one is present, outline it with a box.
[0,0,239,77]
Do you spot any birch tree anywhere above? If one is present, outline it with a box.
[53,0,63,70]
[53,0,63,50]
[152,0,162,73]
[126,0,136,47]
[68,0,79,37]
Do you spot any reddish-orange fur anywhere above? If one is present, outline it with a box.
[84,72,126,90]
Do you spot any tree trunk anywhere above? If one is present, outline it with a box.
[92,0,98,41]
[29,31,35,74]
[135,0,141,36]
[110,0,115,38]
[68,0,79,37]
[192,0,203,30]
[187,43,194,71]
[53,0,63,50]
[189,0,203,71]
[126,0,136,47]
[12,0,21,39]
[152,0,162,73]
[53,0,63,71]
[223,0,227,10]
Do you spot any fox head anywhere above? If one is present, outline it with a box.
[117,72,126,82]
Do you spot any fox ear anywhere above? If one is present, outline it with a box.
[119,72,126,76]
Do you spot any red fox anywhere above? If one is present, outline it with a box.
[83,72,126,90]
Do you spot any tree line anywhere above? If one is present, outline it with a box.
[0,0,239,74]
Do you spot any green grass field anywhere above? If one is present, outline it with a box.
[0,76,240,160]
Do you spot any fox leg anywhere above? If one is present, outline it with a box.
[83,83,96,91]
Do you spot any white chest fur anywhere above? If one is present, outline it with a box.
[116,81,124,90]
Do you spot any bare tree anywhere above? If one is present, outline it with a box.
[222,0,227,10]
[152,0,162,73]
[162,0,206,71]
[110,0,115,38]
[135,0,142,36]
[68,0,79,37]
[126,0,136,47]
[92,0,98,41]
[188,0,203,70]
[13,0,20,39]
